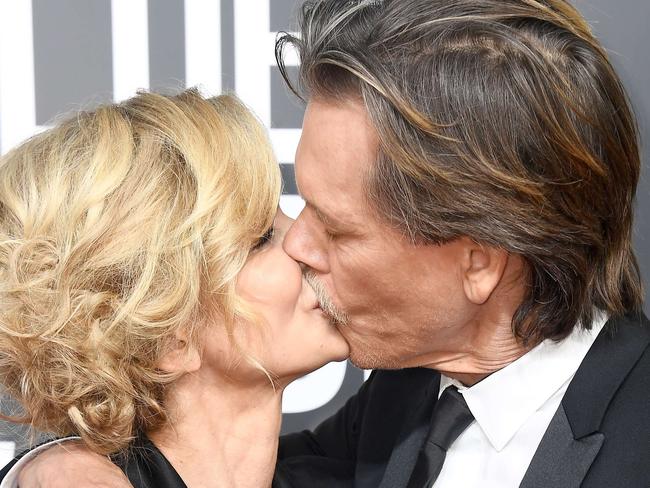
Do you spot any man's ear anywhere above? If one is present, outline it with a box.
[460,240,509,305]
[157,328,201,374]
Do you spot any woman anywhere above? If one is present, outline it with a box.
[0,89,349,487]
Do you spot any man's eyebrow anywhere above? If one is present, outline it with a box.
[305,199,341,228]
[314,205,338,227]
[296,178,347,228]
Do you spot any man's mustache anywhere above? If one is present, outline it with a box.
[303,269,350,327]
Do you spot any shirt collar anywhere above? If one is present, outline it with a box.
[438,310,608,452]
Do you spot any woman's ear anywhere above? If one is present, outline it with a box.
[461,241,509,305]
[157,328,201,374]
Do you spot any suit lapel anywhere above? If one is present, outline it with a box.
[521,312,650,488]
[377,374,440,488]
[519,405,604,488]
[561,312,650,439]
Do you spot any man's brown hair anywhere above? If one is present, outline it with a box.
[277,0,644,344]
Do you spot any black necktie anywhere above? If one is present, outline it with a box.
[407,386,475,488]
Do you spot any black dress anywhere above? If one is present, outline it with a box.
[111,433,188,488]
[113,433,354,488]
[115,433,288,488]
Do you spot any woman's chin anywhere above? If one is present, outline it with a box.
[319,341,350,368]
[276,337,350,384]
[269,311,351,382]
[313,322,351,364]
[329,336,352,362]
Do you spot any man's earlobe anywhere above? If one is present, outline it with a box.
[462,244,509,305]
[157,330,201,374]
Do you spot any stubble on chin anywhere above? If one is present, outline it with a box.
[303,270,405,370]
[338,327,403,370]
[347,345,402,370]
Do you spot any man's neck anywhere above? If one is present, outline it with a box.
[148,372,284,488]
[429,324,533,386]
[422,260,536,386]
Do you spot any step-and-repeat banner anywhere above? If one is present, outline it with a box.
[0,0,648,464]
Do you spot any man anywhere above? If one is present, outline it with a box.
[3,0,649,486]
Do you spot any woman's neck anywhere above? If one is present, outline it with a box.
[148,372,284,488]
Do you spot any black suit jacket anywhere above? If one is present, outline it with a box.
[278,312,650,487]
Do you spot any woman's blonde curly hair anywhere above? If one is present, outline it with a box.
[0,89,281,455]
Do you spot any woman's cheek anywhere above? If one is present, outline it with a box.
[237,252,302,315]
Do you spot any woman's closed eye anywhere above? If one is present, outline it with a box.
[252,226,275,250]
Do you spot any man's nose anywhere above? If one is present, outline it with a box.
[283,214,330,273]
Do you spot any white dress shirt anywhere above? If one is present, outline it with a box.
[0,312,608,488]
[432,310,607,488]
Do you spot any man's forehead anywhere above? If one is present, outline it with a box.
[295,99,377,192]
[294,101,377,224]
[294,150,359,226]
